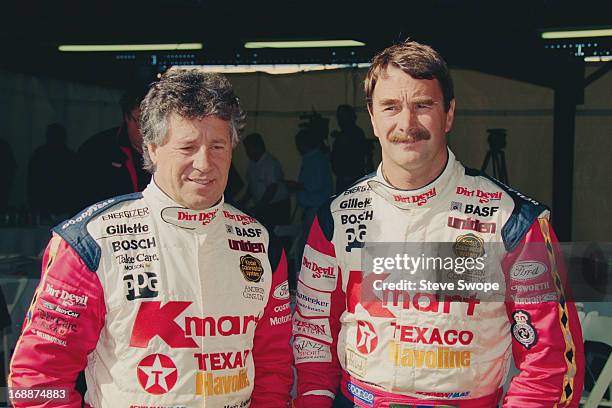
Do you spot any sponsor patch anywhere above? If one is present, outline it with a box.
[345,348,367,377]
[293,337,332,364]
[111,237,156,252]
[231,226,263,238]
[45,284,88,308]
[273,280,290,300]
[450,201,463,212]
[61,199,116,229]
[124,271,159,301]
[101,207,149,221]
[161,207,218,229]
[115,252,159,265]
[456,186,502,203]
[344,185,370,195]
[346,382,375,406]
[195,369,250,396]
[464,204,499,217]
[356,320,378,354]
[270,313,291,326]
[243,285,264,301]
[447,216,496,234]
[194,350,250,371]
[300,246,337,292]
[36,309,78,336]
[453,233,485,258]
[137,354,178,395]
[223,210,257,225]
[510,261,547,281]
[296,281,331,317]
[228,239,266,253]
[293,314,333,343]
[345,224,367,252]
[511,310,538,349]
[339,197,372,210]
[32,328,66,346]
[129,301,259,348]
[393,187,437,206]
[40,299,80,318]
[273,302,290,313]
[341,210,374,225]
[104,222,150,236]
[240,255,264,282]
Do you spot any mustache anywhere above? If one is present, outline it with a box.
[388,127,431,143]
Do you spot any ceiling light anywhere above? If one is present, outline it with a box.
[541,28,612,39]
[170,63,371,75]
[584,55,612,62]
[244,40,365,49]
[58,43,203,52]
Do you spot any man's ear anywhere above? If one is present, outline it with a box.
[147,144,158,165]
[368,104,379,139]
[445,99,456,133]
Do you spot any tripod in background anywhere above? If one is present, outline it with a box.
[481,128,509,184]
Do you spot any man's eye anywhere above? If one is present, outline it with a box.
[383,106,398,112]
[415,103,434,110]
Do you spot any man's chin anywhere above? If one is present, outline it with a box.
[181,192,220,211]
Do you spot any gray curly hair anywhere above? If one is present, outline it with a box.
[139,69,246,172]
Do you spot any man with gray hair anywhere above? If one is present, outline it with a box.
[10,69,293,408]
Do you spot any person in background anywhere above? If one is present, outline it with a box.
[75,83,151,209]
[27,123,77,216]
[0,138,17,210]
[224,161,244,206]
[330,104,367,193]
[293,128,333,226]
[240,132,291,230]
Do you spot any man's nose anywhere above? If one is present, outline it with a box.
[397,106,418,133]
[192,147,212,171]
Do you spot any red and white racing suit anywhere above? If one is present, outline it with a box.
[293,150,584,408]
[9,181,293,407]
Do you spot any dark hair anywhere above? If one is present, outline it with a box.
[364,39,454,112]
[120,83,150,117]
[139,69,246,171]
[336,104,356,121]
[243,133,266,151]
[295,128,319,150]
[46,123,66,144]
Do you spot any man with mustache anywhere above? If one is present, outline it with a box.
[293,39,584,407]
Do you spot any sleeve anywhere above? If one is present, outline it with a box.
[502,217,584,407]
[293,213,345,408]
[250,241,293,407]
[8,234,106,408]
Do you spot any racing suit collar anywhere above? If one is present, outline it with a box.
[143,180,224,231]
[367,148,461,209]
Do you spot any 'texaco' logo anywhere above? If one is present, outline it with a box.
[136,354,178,395]
[356,320,378,355]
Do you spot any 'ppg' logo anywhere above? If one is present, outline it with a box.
[123,272,159,301]
[345,224,367,252]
